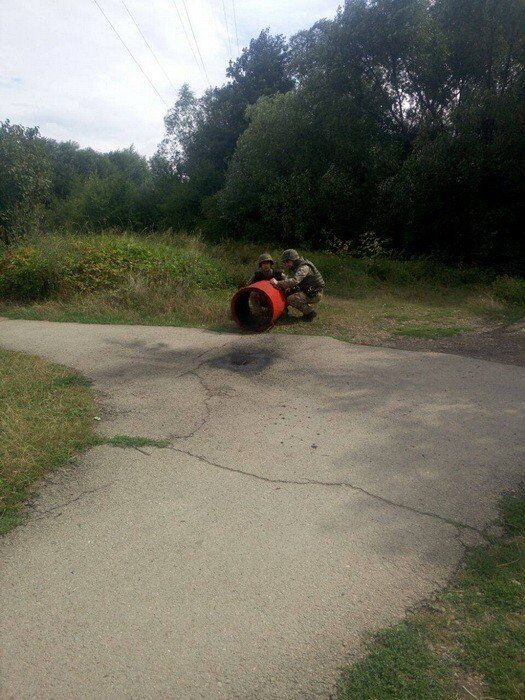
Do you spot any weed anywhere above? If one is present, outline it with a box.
[492,276,525,307]
[103,435,170,449]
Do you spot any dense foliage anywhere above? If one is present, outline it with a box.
[1,1,523,270]
[0,235,223,302]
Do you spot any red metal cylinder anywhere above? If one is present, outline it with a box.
[231,280,287,332]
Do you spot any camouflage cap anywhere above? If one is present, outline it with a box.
[281,248,300,262]
[258,253,275,266]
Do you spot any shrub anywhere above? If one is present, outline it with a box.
[0,246,58,300]
[492,276,525,307]
[0,234,225,302]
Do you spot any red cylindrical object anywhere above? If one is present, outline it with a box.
[231,280,287,332]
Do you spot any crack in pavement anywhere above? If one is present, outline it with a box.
[19,345,231,526]
[19,337,486,541]
[132,445,153,455]
[29,481,116,521]
[167,370,212,441]
[165,445,484,536]
[157,338,488,538]
[166,341,232,441]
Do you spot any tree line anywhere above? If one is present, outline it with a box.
[1,0,523,270]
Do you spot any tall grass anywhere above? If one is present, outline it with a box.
[0,232,225,302]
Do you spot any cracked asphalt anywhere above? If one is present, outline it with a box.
[1,319,523,698]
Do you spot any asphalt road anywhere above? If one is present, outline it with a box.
[1,319,523,698]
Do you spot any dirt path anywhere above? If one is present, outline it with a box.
[1,319,523,698]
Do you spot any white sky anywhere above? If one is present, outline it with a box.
[0,1,338,156]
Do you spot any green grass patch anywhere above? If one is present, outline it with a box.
[338,490,525,699]
[338,623,453,699]
[103,435,170,449]
[394,325,464,339]
[52,374,93,388]
[0,348,96,534]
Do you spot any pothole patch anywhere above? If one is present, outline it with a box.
[210,349,278,373]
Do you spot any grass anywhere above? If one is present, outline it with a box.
[0,232,523,345]
[0,347,97,534]
[103,435,170,449]
[0,346,173,534]
[337,490,525,699]
[394,325,464,339]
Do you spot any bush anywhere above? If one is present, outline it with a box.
[492,276,525,307]
[0,246,58,300]
[0,234,225,302]
[56,236,223,293]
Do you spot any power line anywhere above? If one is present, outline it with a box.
[91,0,167,106]
[221,0,232,61]
[120,0,177,93]
[169,0,210,87]
[231,0,240,55]
[180,0,211,87]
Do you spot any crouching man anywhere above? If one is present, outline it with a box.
[273,249,325,321]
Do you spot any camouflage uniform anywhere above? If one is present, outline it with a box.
[276,250,324,316]
[247,253,284,320]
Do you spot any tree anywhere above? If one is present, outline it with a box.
[0,120,52,243]
[158,84,202,177]
[156,30,293,226]
[207,0,524,265]
[378,88,525,267]
[208,92,323,242]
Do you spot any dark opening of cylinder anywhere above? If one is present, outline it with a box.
[232,289,273,332]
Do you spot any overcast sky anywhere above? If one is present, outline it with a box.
[0,1,338,156]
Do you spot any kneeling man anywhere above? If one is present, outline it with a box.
[273,249,324,321]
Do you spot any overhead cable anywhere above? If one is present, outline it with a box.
[169,0,210,87]
[231,0,240,55]
[91,0,168,106]
[120,0,177,93]
[180,0,211,86]
[221,0,232,61]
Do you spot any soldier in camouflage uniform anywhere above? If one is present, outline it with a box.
[245,253,285,323]
[273,249,325,321]
[247,253,285,285]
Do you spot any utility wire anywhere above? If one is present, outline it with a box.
[180,0,211,86]
[169,0,210,87]
[221,0,232,61]
[91,0,167,106]
[120,0,177,93]
[231,0,240,55]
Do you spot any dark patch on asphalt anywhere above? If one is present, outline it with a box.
[209,347,278,374]
[96,338,216,380]
[106,339,198,365]
[94,338,281,380]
